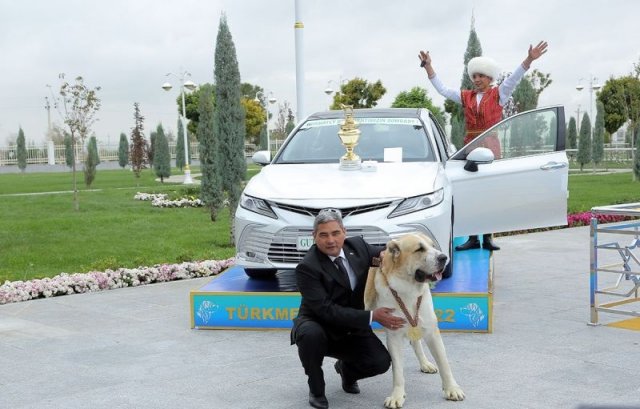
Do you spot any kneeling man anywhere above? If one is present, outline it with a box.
[291,209,405,408]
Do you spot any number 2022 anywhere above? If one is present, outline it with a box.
[435,308,455,322]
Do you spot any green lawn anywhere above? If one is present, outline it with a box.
[0,165,638,283]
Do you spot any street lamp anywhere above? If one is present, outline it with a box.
[255,90,277,156]
[576,75,601,129]
[162,71,197,184]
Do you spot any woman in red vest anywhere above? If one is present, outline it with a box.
[418,41,548,251]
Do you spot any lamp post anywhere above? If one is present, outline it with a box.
[255,90,277,156]
[162,71,197,184]
[576,76,601,129]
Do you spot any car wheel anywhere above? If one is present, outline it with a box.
[244,268,277,279]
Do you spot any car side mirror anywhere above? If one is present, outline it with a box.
[463,147,494,172]
[252,150,271,166]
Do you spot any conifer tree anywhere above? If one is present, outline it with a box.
[148,130,157,167]
[16,127,27,172]
[118,132,129,168]
[153,124,171,182]
[176,118,185,170]
[84,136,99,187]
[577,113,592,171]
[130,102,147,178]
[213,14,246,242]
[198,84,224,220]
[567,117,578,149]
[592,101,605,170]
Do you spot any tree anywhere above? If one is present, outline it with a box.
[271,101,292,141]
[148,130,157,167]
[450,115,464,150]
[130,102,147,178]
[241,97,266,145]
[57,74,101,211]
[213,14,246,242]
[240,83,263,99]
[118,132,129,168]
[330,77,386,109]
[528,69,553,96]
[198,84,224,221]
[512,76,538,112]
[64,133,74,168]
[258,124,267,150]
[577,113,592,171]
[285,108,296,135]
[153,124,171,182]
[567,117,578,149]
[84,136,99,187]
[176,118,186,170]
[391,86,446,128]
[16,127,26,172]
[592,101,605,169]
[598,76,640,135]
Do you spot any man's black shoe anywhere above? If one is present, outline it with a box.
[455,236,480,251]
[308,392,328,409]
[334,361,360,394]
[482,234,500,251]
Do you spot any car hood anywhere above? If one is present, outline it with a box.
[244,162,442,202]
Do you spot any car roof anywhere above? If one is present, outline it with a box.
[305,108,424,120]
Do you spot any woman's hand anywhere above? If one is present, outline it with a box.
[418,50,432,67]
[528,41,548,61]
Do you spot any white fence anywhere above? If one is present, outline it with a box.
[0,142,271,166]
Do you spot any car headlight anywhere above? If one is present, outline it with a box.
[388,189,444,218]
[239,193,277,219]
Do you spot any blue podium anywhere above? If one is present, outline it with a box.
[190,238,493,332]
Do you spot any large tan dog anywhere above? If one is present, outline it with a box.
[364,233,465,408]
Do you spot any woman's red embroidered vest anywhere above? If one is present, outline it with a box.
[461,87,503,158]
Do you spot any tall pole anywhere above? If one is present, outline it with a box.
[179,79,193,184]
[294,0,305,122]
[45,97,52,140]
[163,71,195,184]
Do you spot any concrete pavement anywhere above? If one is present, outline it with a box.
[1,226,639,409]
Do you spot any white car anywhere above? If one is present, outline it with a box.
[234,107,568,279]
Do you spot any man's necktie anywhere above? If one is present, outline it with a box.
[334,257,352,289]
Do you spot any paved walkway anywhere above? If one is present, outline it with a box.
[1,227,639,409]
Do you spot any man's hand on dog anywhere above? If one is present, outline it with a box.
[373,307,406,330]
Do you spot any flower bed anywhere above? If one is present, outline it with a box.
[566,211,634,227]
[0,258,235,305]
[134,192,204,208]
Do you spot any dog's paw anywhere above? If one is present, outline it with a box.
[443,384,465,401]
[419,360,438,374]
[384,394,405,409]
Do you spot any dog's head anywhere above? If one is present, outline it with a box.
[383,233,448,283]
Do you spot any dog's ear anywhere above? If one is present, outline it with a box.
[387,240,401,261]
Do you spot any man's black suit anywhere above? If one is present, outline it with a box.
[291,236,391,396]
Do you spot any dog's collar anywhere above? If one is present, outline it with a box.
[382,274,422,329]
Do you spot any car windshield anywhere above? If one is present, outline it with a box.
[274,117,435,164]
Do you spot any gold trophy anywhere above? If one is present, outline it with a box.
[338,105,362,170]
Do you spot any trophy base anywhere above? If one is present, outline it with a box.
[339,157,362,171]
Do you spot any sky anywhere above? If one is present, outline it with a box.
[1,0,638,146]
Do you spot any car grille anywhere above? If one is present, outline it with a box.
[267,226,391,264]
[271,202,394,218]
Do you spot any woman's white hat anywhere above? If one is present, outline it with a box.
[467,56,500,81]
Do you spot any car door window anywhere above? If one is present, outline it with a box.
[451,107,565,160]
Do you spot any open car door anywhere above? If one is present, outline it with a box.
[446,106,568,237]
